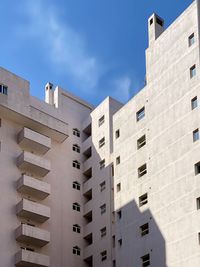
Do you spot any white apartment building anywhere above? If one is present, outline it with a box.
[0,1,200,266]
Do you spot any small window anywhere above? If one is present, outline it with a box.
[72,181,81,190]
[117,183,121,192]
[136,107,145,121]
[116,156,120,165]
[101,250,107,261]
[117,210,122,220]
[99,159,105,170]
[137,135,146,149]
[72,144,80,153]
[72,160,80,169]
[190,65,196,78]
[99,115,105,127]
[72,202,81,212]
[100,227,106,238]
[73,246,81,256]
[141,254,150,267]
[73,128,80,137]
[111,164,114,177]
[99,137,105,148]
[196,197,200,210]
[188,33,195,47]
[73,224,81,233]
[138,164,147,178]
[0,84,8,95]
[100,204,106,214]
[115,129,120,139]
[140,223,149,236]
[193,129,199,142]
[118,239,122,247]
[150,18,153,25]
[191,96,198,110]
[195,162,200,175]
[100,181,106,192]
[139,193,148,207]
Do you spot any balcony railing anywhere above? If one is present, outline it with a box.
[15,249,49,267]
[17,151,51,177]
[17,175,50,200]
[16,224,50,247]
[16,199,50,223]
[18,127,51,155]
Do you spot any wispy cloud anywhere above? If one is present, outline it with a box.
[18,0,137,103]
[111,76,132,103]
[19,0,101,91]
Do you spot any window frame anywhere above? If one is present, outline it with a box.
[190,64,196,78]
[136,107,145,122]
[193,129,199,142]
[115,129,120,139]
[138,164,147,178]
[73,128,80,137]
[101,250,107,261]
[137,135,146,149]
[72,144,80,153]
[72,160,81,169]
[72,202,81,212]
[188,33,195,47]
[73,246,81,256]
[141,253,150,267]
[99,137,105,148]
[139,193,148,207]
[73,224,81,233]
[99,159,105,170]
[99,115,105,127]
[100,204,106,215]
[140,223,149,237]
[100,181,106,192]
[72,181,81,190]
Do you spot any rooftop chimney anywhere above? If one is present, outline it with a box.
[148,13,164,47]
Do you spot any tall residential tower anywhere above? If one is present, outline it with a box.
[0,1,200,266]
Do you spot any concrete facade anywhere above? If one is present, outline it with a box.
[0,1,200,266]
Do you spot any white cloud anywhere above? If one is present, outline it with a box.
[112,76,132,103]
[20,0,101,91]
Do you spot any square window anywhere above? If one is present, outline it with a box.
[195,162,200,175]
[99,159,105,170]
[118,239,122,247]
[137,135,146,149]
[99,115,105,127]
[117,183,121,192]
[189,33,195,47]
[100,227,106,238]
[138,164,147,178]
[140,223,149,236]
[136,107,145,122]
[100,204,106,214]
[101,250,107,261]
[73,128,80,137]
[0,84,8,95]
[99,137,105,148]
[139,193,148,207]
[190,65,196,78]
[72,181,81,190]
[116,156,120,165]
[115,129,120,139]
[141,254,150,267]
[193,129,199,142]
[117,210,122,220]
[196,197,200,210]
[100,181,106,192]
[191,96,198,110]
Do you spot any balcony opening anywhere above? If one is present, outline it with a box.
[83,123,92,141]
[83,147,92,161]
[84,255,93,267]
[83,189,92,203]
[83,167,92,182]
[84,211,93,224]
[84,233,93,246]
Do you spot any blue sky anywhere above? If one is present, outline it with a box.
[0,0,192,105]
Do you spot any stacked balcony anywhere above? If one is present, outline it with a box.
[16,199,50,223]
[16,224,50,247]
[17,175,50,200]
[18,127,51,155]
[15,249,49,267]
[17,152,51,177]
